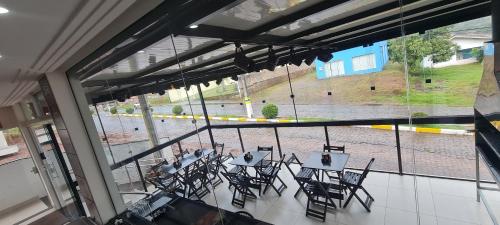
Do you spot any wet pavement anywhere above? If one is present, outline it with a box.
[93,114,493,183]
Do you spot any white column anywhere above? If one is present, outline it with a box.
[46,71,125,223]
[241,74,253,118]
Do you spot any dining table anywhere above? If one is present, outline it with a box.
[159,148,214,197]
[229,151,270,180]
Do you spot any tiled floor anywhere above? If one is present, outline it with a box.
[203,164,500,225]
[0,199,51,225]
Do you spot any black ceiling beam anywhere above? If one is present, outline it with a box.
[126,41,228,80]
[87,0,492,103]
[97,0,409,84]
[122,0,352,81]
[89,47,313,101]
[136,0,478,84]
[67,0,188,77]
[320,0,491,47]
[323,1,491,52]
[84,46,310,87]
[76,0,243,80]
[115,0,492,95]
[309,0,491,45]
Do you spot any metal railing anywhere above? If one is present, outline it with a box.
[110,115,478,192]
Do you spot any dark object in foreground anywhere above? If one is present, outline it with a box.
[106,193,272,225]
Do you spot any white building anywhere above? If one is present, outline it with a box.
[423,33,490,68]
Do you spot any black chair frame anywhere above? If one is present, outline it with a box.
[342,158,375,212]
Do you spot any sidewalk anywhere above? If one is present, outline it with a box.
[113,113,473,135]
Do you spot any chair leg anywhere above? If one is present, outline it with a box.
[294,188,301,198]
[343,186,357,208]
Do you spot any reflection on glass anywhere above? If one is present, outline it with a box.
[202,0,321,30]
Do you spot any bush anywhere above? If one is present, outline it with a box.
[262,104,278,119]
[172,105,183,115]
[110,107,118,114]
[412,112,428,118]
[125,107,135,114]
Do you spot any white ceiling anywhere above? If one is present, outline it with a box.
[0,0,161,107]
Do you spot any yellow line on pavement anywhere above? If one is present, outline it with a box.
[415,127,441,134]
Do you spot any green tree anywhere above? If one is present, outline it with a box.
[172,105,183,115]
[471,48,484,63]
[388,27,457,74]
[425,27,459,64]
[110,107,118,114]
[261,104,278,119]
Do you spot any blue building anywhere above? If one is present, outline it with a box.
[315,41,389,79]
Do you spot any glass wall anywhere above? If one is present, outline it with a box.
[400,16,492,181]
[0,127,52,224]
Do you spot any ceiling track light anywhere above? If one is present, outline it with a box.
[156,81,165,96]
[185,84,191,91]
[233,43,256,73]
[304,49,317,66]
[317,48,333,63]
[216,78,223,85]
[202,81,210,88]
[288,48,303,67]
[266,46,279,71]
[231,75,239,81]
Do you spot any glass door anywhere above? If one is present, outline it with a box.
[0,127,52,224]
[30,123,85,219]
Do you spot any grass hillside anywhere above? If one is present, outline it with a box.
[249,63,483,107]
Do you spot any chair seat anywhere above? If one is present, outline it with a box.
[296,168,314,180]
[256,159,272,168]
[342,171,362,186]
[305,181,343,200]
[228,166,243,174]
[261,165,279,177]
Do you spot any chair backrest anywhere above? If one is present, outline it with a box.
[257,146,273,161]
[323,144,345,153]
[284,154,298,178]
[269,154,286,177]
[214,142,225,155]
[359,158,375,184]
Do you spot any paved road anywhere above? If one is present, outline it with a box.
[93,115,493,184]
[147,101,473,119]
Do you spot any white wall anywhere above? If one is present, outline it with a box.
[422,37,488,68]
[0,158,47,212]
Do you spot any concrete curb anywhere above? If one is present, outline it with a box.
[354,125,473,135]
[114,114,472,135]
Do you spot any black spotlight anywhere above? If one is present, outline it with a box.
[216,78,223,85]
[185,84,191,91]
[304,50,317,66]
[266,46,279,71]
[202,81,210,88]
[156,81,165,96]
[117,95,126,102]
[231,75,239,81]
[233,44,255,72]
[317,49,333,63]
[288,48,303,66]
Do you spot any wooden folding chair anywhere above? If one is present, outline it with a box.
[220,165,260,208]
[256,146,273,168]
[323,144,346,181]
[342,158,375,212]
[283,153,314,197]
[258,154,287,196]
